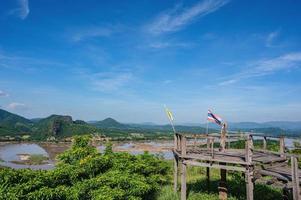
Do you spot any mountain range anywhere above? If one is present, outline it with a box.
[0,108,300,140]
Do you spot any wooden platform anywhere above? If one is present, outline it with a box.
[173,132,301,200]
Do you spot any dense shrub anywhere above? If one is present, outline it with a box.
[0,135,169,200]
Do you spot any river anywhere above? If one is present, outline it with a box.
[0,140,174,170]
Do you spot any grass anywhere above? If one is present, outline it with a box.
[11,154,49,165]
[156,161,283,200]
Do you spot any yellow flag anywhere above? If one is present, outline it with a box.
[165,108,174,121]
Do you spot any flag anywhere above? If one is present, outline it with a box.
[165,107,174,122]
[207,109,222,126]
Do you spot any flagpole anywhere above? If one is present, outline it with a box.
[170,118,176,134]
[164,105,176,134]
[206,119,209,135]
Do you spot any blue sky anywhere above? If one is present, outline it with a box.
[0,0,301,123]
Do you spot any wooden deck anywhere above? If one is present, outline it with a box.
[173,131,301,200]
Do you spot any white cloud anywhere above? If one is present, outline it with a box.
[220,52,301,85]
[146,0,229,35]
[0,51,67,71]
[266,30,280,47]
[7,102,27,110]
[148,41,192,49]
[8,0,30,20]
[72,27,113,42]
[77,70,134,92]
[0,90,9,97]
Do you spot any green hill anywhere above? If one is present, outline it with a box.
[32,115,99,139]
[92,117,127,129]
[0,109,33,136]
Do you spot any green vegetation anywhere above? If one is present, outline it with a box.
[11,154,49,165]
[31,115,99,140]
[156,163,282,200]
[0,135,169,200]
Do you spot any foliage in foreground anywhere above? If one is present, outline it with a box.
[0,135,169,200]
[156,163,283,200]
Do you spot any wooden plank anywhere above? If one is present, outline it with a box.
[181,161,187,200]
[179,153,249,165]
[184,160,246,172]
[257,169,289,182]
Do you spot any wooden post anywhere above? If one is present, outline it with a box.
[220,123,227,151]
[245,135,254,200]
[263,136,267,150]
[211,138,214,159]
[174,134,178,150]
[207,137,210,149]
[193,134,197,149]
[181,161,187,200]
[228,136,231,149]
[206,137,210,190]
[174,156,178,192]
[181,136,187,156]
[291,156,300,200]
[219,165,228,200]
[206,163,210,191]
[246,167,254,200]
[178,135,182,152]
[219,123,228,200]
[279,137,285,158]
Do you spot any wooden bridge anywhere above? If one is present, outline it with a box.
[173,125,301,200]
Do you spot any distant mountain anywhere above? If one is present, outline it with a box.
[32,114,98,139]
[91,118,127,129]
[30,118,43,123]
[0,108,300,140]
[263,121,301,130]
[0,109,33,135]
[227,121,301,131]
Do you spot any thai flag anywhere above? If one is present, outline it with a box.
[207,109,222,126]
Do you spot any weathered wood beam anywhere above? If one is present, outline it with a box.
[246,166,254,200]
[220,123,227,151]
[181,136,187,156]
[219,163,228,200]
[245,135,254,200]
[181,161,187,200]
[183,160,246,172]
[291,156,300,200]
[174,156,178,192]
[279,137,285,158]
[263,136,267,150]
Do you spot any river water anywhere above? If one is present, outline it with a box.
[0,140,174,170]
[0,137,300,170]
